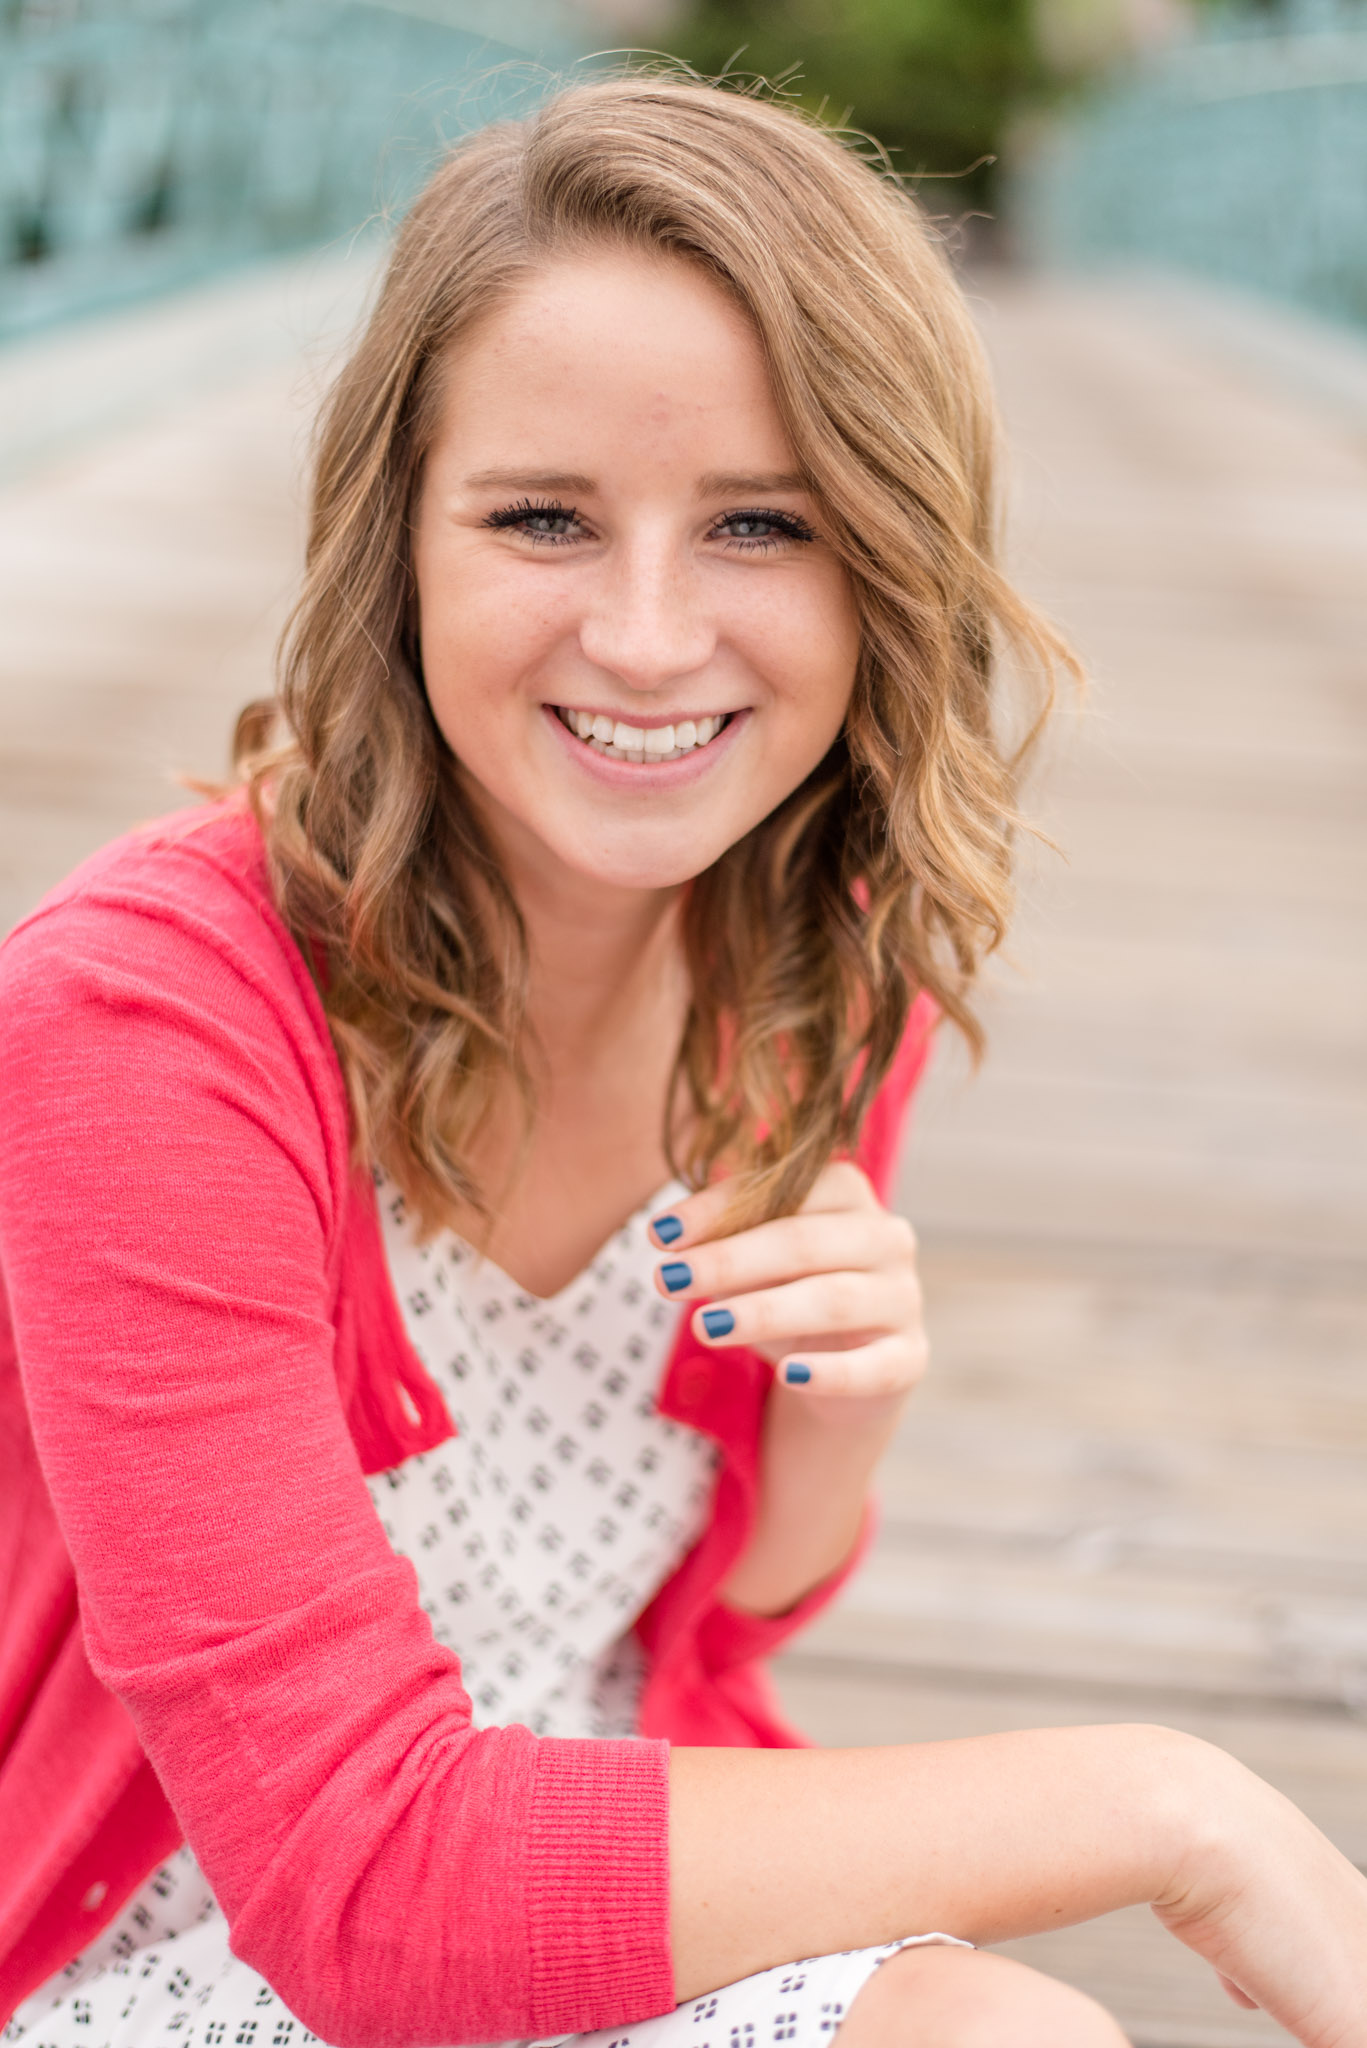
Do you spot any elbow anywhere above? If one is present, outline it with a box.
[225,1875,523,2048]
[225,1942,429,2048]
[224,1920,392,2048]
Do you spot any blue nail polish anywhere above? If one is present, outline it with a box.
[652,1213,684,1245]
[784,1362,813,1385]
[660,1260,693,1294]
[701,1307,735,1340]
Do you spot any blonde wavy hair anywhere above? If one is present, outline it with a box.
[238,71,1075,1233]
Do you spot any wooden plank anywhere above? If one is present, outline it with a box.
[0,302,318,933]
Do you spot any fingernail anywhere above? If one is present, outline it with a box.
[701,1307,735,1340]
[784,1362,812,1385]
[652,1213,684,1245]
[660,1260,693,1294]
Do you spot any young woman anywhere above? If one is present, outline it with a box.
[1,73,1364,2048]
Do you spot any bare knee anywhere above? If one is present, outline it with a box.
[836,1945,1131,2048]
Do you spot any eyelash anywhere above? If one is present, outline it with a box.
[483,498,581,545]
[482,497,817,551]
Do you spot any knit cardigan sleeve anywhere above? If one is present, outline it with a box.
[0,823,675,2048]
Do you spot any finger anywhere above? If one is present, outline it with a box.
[654,1207,916,1303]
[796,1158,879,1216]
[775,1333,928,1398]
[647,1179,737,1251]
[690,1268,919,1351]
[647,1159,879,1252]
[1217,1977,1260,2013]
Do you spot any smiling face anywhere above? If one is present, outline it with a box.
[412,248,861,897]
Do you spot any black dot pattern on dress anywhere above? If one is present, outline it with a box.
[369,1174,718,1739]
[6,1909,963,2048]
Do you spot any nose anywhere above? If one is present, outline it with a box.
[576,533,716,694]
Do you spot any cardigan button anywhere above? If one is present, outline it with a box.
[81,1881,109,1911]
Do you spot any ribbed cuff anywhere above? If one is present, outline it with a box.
[526,1736,676,2038]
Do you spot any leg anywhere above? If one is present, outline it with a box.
[836,1943,1131,2048]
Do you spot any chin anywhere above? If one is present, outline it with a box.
[562,832,728,893]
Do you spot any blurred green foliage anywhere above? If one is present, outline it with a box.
[666,0,1045,209]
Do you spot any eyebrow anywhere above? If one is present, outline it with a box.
[460,467,810,498]
[461,469,596,494]
[696,471,809,497]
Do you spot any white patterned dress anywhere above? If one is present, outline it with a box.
[5,1180,965,2048]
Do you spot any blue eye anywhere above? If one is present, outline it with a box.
[714,508,816,547]
[484,498,581,543]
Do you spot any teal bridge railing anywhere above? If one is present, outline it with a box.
[0,0,582,345]
[1019,0,1367,333]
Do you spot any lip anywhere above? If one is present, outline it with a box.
[552,706,729,732]
[542,703,748,787]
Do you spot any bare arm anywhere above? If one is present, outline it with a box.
[668,1728,1367,2048]
[653,1175,1367,2045]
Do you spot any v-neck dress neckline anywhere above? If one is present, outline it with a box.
[439,1176,684,1312]
[370,1170,718,1738]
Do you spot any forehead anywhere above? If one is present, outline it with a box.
[426,248,795,473]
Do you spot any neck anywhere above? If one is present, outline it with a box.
[446,780,693,1288]
[522,860,686,1071]
[471,792,688,1076]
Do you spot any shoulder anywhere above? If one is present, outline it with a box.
[886,988,939,1095]
[0,797,350,1194]
[5,794,281,968]
[1,796,318,1033]
[854,989,939,1199]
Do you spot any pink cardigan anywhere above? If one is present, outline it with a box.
[0,802,935,2045]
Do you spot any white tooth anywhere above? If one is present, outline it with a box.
[613,722,644,751]
[674,719,697,750]
[567,710,587,738]
[591,713,614,743]
[694,717,713,743]
[624,748,645,763]
[643,725,673,756]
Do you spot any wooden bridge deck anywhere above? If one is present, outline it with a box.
[778,275,1367,2045]
[1,260,1364,2046]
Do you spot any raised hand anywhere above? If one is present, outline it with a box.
[650,1159,927,1405]
[649,1160,927,1616]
